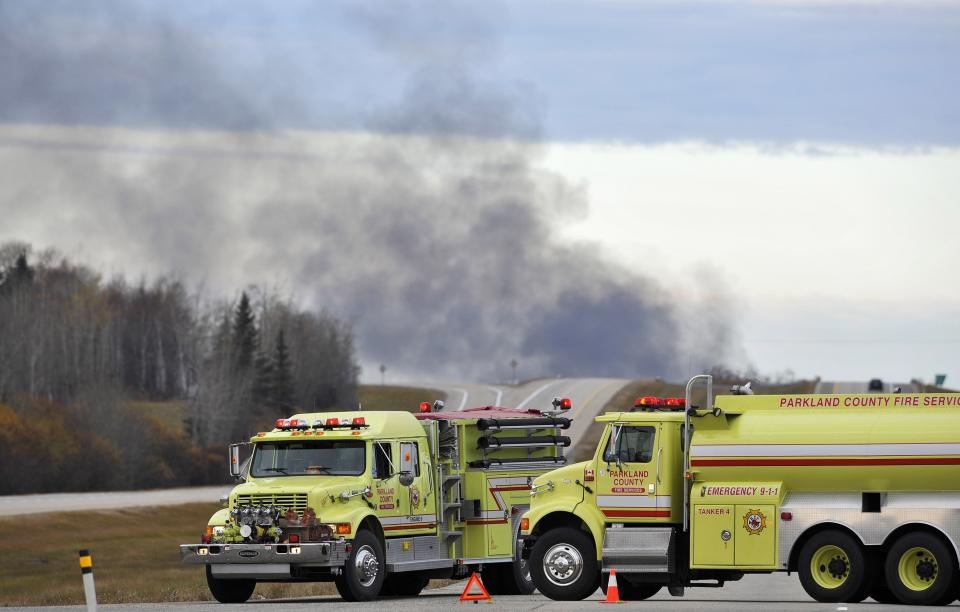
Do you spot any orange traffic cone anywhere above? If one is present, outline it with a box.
[601,569,622,604]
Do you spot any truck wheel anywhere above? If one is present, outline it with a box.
[380,573,430,597]
[482,529,537,595]
[482,561,535,595]
[798,530,872,603]
[883,531,957,606]
[334,530,385,601]
[869,580,898,604]
[205,565,255,604]
[530,527,600,600]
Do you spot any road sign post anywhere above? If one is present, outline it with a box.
[78,549,97,612]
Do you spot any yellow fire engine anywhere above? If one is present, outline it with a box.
[520,375,960,606]
[181,398,573,602]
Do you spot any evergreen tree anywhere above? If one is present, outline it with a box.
[11,253,34,284]
[0,252,34,295]
[251,350,274,408]
[271,330,295,410]
[232,292,257,371]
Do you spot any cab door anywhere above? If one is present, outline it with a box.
[372,440,403,524]
[394,439,435,535]
[596,424,668,522]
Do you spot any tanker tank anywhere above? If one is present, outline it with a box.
[689,393,960,493]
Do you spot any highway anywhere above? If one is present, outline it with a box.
[815,380,917,393]
[420,376,631,449]
[11,573,955,610]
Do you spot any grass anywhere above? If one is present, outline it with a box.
[571,378,819,462]
[0,503,227,606]
[0,502,461,606]
[356,385,447,412]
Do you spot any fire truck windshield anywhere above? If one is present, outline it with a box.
[250,441,366,477]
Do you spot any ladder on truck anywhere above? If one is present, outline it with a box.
[435,419,463,559]
[471,415,572,470]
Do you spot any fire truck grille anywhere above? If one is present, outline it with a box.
[235,493,308,512]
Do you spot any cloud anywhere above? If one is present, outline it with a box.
[0,2,742,382]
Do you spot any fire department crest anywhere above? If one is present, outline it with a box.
[410,485,420,509]
[742,509,766,535]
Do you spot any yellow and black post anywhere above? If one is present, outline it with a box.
[78,549,97,612]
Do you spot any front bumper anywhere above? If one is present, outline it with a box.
[180,541,350,578]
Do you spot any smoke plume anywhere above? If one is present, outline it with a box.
[0,1,739,381]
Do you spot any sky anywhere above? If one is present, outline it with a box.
[1,0,958,384]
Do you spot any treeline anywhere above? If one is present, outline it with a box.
[0,243,359,494]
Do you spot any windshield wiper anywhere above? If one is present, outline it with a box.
[262,467,289,474]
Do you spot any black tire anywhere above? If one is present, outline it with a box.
[797,530,873,603]
[600,574,662,601]
[483,561,536,595]
[482,524,537,595]
[884,531,958,606]
[530,527,600,601]
[869,580,898,604]
[480,565,506,594]
[621,582,662,601]
[205,565,256,604]
[335,530,386,601]
[380,572,430,597]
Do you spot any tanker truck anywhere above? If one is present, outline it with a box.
[519,375,960,606]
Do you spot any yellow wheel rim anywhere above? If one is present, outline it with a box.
[810,544,851,589]
[897,546,938,592]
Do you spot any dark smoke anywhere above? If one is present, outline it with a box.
[0,1,739,381]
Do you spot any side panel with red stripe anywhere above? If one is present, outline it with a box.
[690,442,960,492]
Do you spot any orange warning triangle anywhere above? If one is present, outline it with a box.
[459,571,492,603]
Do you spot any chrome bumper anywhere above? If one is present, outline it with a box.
[180,541,350,573]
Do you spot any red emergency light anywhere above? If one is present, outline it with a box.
[419,402,431,413]
[352,417,366,426]
[551,397,573,411]
[665,397,686,408]
[635,396,663,407]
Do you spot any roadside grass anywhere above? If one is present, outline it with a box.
[571,378,819,462]
[357,385,447,412]
[0,503,459,606]
[0,503,225,606]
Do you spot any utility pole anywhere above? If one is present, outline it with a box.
[379,364,386,386]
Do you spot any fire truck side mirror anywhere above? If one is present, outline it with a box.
[229,444,242,479]
[399,472,415,487]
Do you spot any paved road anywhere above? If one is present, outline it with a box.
[9,574,957,610]
[0,486,229,517]
[815,380,917,393]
